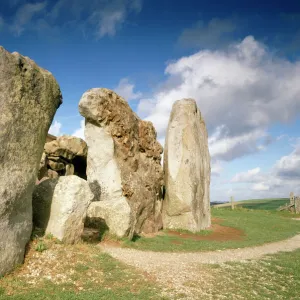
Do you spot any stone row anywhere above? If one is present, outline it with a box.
[0,46,211,277]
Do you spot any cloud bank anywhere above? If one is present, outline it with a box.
[139,36,300,165]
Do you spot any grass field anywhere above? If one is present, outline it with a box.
[185,248,300,299]
[212,198,289,210]
[123,207,300,252]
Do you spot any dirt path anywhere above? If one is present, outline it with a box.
[100,234,300,298]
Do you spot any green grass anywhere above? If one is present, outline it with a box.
[238,198,289,210]
[0,289,164,300]
[198,249,300,299]
[213,198,289,210]
[35,240,48,252]
[123,208,300,252]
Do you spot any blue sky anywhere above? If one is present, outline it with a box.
[1,0,300,201]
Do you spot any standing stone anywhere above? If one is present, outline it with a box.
[79,88,163,239]
[0,47,62,276]
[45,176,94,244]
[163,99,211,232]
[290,192,295,206]
[295,197,300,214]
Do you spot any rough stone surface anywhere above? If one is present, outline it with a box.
[56,135,87,157]
[45,176,94,244]
[79,88,163,239]
[44,140,74,161]
[46,134,56,143]
[163,99,211,232]
[38,153,48,180]
[44,135,87,160]
[295,197,300,214]
[48,160,65,171]
[87,200,131,238]
[41,135,87,179]
[0,46,62,276]
[32,179,59,229]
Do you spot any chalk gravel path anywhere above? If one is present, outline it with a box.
[100,234,300,298]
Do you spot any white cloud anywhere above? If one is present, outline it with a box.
[60,0,141,39]
[273,142,300,179]
[72,119,85,140]
[137,98,156,118]
[179,17,236,49]
[6,0,142,38]
[231,167,261,183]
[211,160,223,177]
[49,120,62,136]
[12,1,47,35]
[252,183,270,191]
[115,78,142,101]
[90,10,125,38]
[141,36,300,162]
[227,141,300,201]
[209,126,266,161]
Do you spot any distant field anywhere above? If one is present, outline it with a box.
[212,198,289,211]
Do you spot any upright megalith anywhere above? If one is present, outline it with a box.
[163,99,211,232]
[79,88,163,239]
[0,46,62,276]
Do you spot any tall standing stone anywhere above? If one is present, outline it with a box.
[0,47,62,276]
[163,99,211,232]
[79,88,163,239]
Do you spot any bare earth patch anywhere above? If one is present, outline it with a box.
[166,218,244,242]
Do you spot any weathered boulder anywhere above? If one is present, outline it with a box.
[38,176,94,244]
[79,88,163,239]
[0,46,62,276]
[41,135,87,179]
[44,135,87,159]
[163,99,211,232]
[87,199,131,238]
[56,135,87,157]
